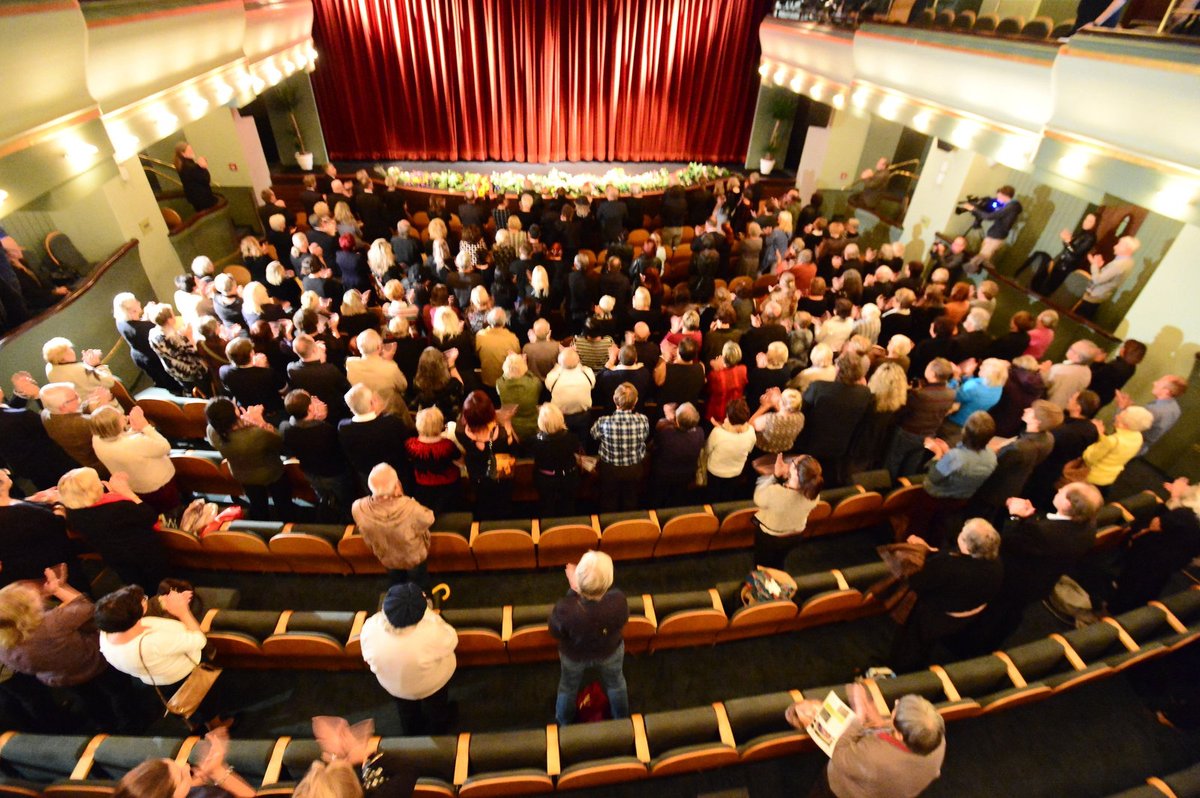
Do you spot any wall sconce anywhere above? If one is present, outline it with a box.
[0,190,8,205]
[63,140,99,169]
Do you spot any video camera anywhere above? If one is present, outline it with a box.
[954,194,1001,216]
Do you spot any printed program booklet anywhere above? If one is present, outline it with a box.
[808,691,857,757]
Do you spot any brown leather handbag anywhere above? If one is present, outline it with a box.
[138,636,222,722]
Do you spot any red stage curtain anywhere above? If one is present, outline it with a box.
[309,0,773,163]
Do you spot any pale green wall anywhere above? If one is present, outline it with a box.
[817,112,873,188]
[1116,223,1200,471]
[264,72,329,168]
[854,117,905,180]
[183,109,255,191]
[900,145,979,255]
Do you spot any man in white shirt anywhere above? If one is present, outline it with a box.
[1044,339,1100,408]
[359,582,458,735]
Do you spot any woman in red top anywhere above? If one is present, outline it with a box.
[705,341,748,424]
[403,406,463,515]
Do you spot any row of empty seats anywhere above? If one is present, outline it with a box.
[197,559,892,668]
[1110,761,1200,798]
[149,478,1162,574]
[911,9,1074,38]
[4,586,1196,798]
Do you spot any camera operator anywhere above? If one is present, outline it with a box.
[928,235,970,286]
[959,185,1022,270]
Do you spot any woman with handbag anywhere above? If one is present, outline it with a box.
[96,584,228,730]
[752,453,824,569]
[454,390,515,520]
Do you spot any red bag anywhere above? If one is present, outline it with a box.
[200,505,244,536]
[575,681,610,723]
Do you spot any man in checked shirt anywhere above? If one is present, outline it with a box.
[591,382,650,511]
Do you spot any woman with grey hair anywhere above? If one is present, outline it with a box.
[549,551,629,726]
[890,517,1003,671]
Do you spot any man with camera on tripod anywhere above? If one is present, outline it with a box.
[959,185,1022,272]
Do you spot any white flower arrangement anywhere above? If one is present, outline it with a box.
[377,162,729,195]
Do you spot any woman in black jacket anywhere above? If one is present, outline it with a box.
[173,142,217,213]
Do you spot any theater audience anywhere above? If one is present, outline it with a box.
[58,467,168,589]
[704,398,757,501]
[0,470,72,587]
[42,337,117,399]
[346,329,411,422]
[591,383,650,511]
[404,407,464,515]
[1117,373,1188,455]
[1082,406,1154,493]
[456,391,515,519]
[149,306,210,395]
[39,382,109,476]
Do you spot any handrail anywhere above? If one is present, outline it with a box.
[144,165,183,188]
[980,263,1121,344]
[0,239,139,346]
[153,192,231,237]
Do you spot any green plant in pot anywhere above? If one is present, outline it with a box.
[270,82,313,170]
[759,91,795,175]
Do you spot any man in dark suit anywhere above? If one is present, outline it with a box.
[959,482,1100,652]
[280,389,355,516]
[287,334,351,422]
[114,294,182,392]
[593,346,653,412]
[219,339,287,418]
[0,379,78,490]
[301,255,344,301]
[1025,390,1101,510]
[567,254,596,332]
[457,192,489,228]
[356,178,390,242]
[595,185,629,245]
[969,400,1062,525]
[799,352,873,483]
[391,221,423,271]
[299,174,324,217]
[909,317,958,381]
[878,288,917,348]
[947,308,993,364]
[258,188,289,233]
[338,384,413,488]
[738,301,789,365]
[307,215,339,261]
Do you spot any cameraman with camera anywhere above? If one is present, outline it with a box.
[959,185,1022,270]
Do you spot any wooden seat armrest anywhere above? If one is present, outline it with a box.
[467,522,481,546]
[339,525,357,542]
[1102,617,1140,652]
[642,594,657,627]
[530,519,541,544]
[708,588,724,613]
[1050,633,1088,670]
[590,515,602,535]
[262,736,292,785]
[929,665,962,702]
[200,608,220,633]
[545,724,560,777]
[1146,776,1178,797]
[501,606,514,642]
[994,651,1027,688]
[348,611,368,642]
[713,703,736,747]
[830,569,850,591]
[1149,601,1189,634]
[632,715,650,763]
[69,735,108,780]
[453,733,470,786]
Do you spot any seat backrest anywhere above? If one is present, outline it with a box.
[995,15,1024,34]
[953,9,977,28]
[1021,16,1052,37]
[1050,20,1075,37]
[934,9,955,26]
[974,13,999,31]
[44,232,90,274]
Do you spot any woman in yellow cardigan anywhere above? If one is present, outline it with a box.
[1083,406,1155,491]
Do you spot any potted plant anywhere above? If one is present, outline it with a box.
[269,82,313,170]
[760,91,795,175]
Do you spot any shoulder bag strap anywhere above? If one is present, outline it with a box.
[137,631,202,710]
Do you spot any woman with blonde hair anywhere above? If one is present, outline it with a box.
[942,358,1009,441]
[529,264,551,300]
[0,569,137,730]
[751,386,806,454]
[265,259,302,309]
[427,217,451,276]
[292,755,418,798]
[239,236,272,283]
[529,403,582,518]
[366,238,398,285]
[848,361,908,472]
[241,281,284,326]
[467,285,493,333]
[333,201,361,239]
[290,231,311,271]
[792,341,836,393]
[90,404,180,513]
[339,289,379,339]
[403,406,462,514]
[59,467,168,588]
